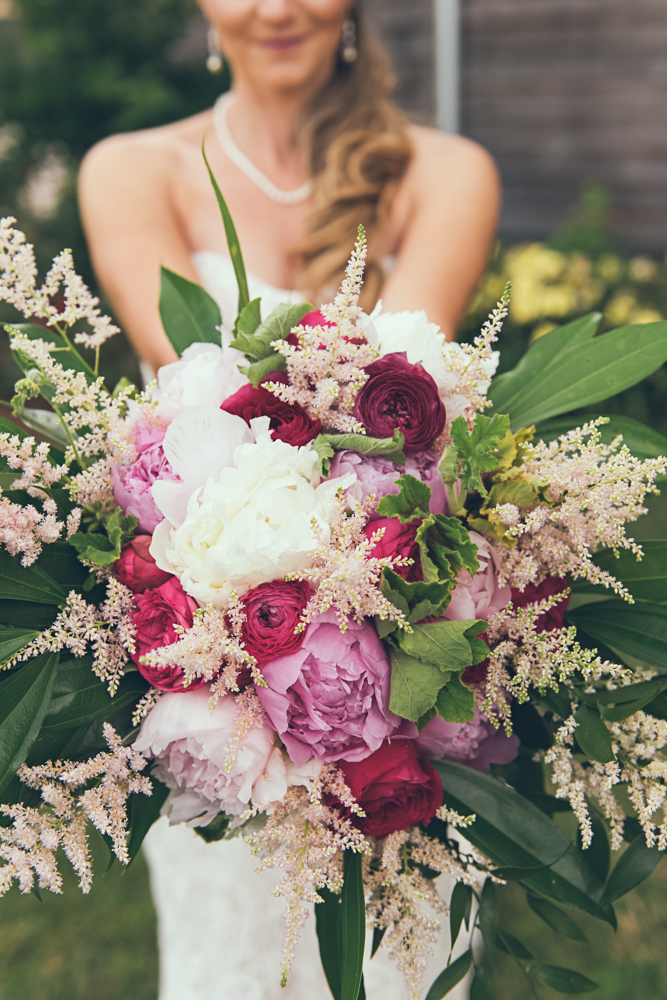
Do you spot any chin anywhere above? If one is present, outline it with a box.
[248,46,334,93]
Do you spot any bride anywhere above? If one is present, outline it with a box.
[78,1,500,997]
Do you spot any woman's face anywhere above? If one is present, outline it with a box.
[198,0,351,95]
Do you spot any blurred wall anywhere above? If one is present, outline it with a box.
[365,0,436,124]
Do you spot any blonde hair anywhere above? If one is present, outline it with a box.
[298,5,412,310]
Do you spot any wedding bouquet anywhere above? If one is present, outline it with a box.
[2,171,667,1000]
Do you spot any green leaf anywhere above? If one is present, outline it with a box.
[0,625,39,663]
[312,435,335,477]
[232,301,313,360]
[497,931,533,960]
[69,507,136,567]
[0,549,67,604]
[202,144,249,313]
[371,925,386,958]
[470,966,493,1000]
[230,298,262,352]
[323,429,406,467]
[478,878,498,952]
[389,647,446,722]
[159,267,222,356]
[194,812,231,844]
[126,778,170,863]
[527,893,587,941]
[239,352,287,388]
[340,851,365,1000]
[592,541,667,604]
[528,964,598,993]
[490,316,667,430]
[42,658,149,730]
[376,474,431,521]
[0,599,59,630]
[0,652,59,792]
[436,676,476,723]
[424,949,472,1000]
[379,568,452,633]
[316,887,342,1000]
[431,761,613,924]
[567,601,667,670]
[449,882,473,952]
[10,323,96,379]
[446,413,511,495]
[415,515,480,587]
[573,704,615,763]
[397,619,487,671]
[534,414,667,480]
[600,834,663,906]
[19,407,70,450]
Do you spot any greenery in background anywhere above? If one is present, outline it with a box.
[0,0,228,390]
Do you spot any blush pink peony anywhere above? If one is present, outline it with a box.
[414,707,520,772]
[257,610,411,766]
[327,451,447,517]
[112,421,181,533]
[445,530,511,622]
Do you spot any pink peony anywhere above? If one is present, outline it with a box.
[112,421,181,533]
[445,531,511,622]
[415,707,520,772]
[256,610,410,766]
[133,689,303,826]
[352,352,446,453]
[240,579,311,663]
[131,577,203,691]
[327,451,447,517]
[115,535,172,594]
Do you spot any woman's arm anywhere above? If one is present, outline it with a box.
[78,134,201,373]
[381,128,501,340]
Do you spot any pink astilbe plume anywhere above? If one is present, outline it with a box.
[265,227,378,432]
[290,493,411,633]
[0,490,63,566]
[0,724,151,896]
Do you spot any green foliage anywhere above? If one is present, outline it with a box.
[0,651,59,792]
[528,964,598,993]
[41,657,149,730]
[0,624,40,663]
[526,894,587,942]
[435,673,476,723]
[319,428,406,466]
[424,949,473,1000]
[600,836,663,907]
[231,300,312,359]
[202,144,249,314]
[441,413,511,496]
[376,473,431,521]
[240,352,287,387]
[573,704,616,763]
[315,853,366,1000]
[159,267,222,355]
[0,548,68,604]
[70,506,136,566]
[566,600,667,669]
[126,778,170,862]
[416,515,480,586]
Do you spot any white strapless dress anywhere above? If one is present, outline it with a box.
[142,251,473,1000]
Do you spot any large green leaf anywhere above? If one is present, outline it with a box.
[340,851,366,1000]
[316,887,342,1000]
[126,778,170,863]
[567,600,667,669]
[424,950,472,1000]
[41,658,149,730]
[579,541,667,605]
[0,625,39,664]
[397,620,487,671]
[431,762,613,924]
[489,314,667,429]
[376,474,431,521]
[527,894,587,941]
[435,675,475,723]
[388,647,448,721]
[534,414,667,479]
[159,267,222,356]
[35,541,89,590]
[0,549,67,604]
[203,144,249,313]
[0,652,59,792]
[0,599,58,630]
[319,428,406,466]
[573,704,615,763]
[600,834,663,906]
[449,881,473,952]
[231,301,312,360]
[528,965,598,993]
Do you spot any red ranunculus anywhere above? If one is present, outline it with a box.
[286,309,335,347]
[364,518,423,582]
[131,577,204,691]
[220,373,322,447]
[338,739,443,837]
[240,579,311,662]
[115,535,172,593]
[353,352,446,453]
[511,576,571,633]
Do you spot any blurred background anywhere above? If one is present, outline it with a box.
[1,1,667,997]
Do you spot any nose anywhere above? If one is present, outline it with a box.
[254,0,298,24]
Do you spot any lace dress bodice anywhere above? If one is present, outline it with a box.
[142,251,472,1000]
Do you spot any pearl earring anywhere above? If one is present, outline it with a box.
[341,18,357,63]
[206,26,223,74]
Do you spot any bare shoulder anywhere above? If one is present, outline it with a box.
[79,109,212,201]
[406,124,500,200]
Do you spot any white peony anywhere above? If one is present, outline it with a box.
[150,427,354,608]
[153,342,248,419]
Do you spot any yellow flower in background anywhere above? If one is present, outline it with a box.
[629,256,658,283]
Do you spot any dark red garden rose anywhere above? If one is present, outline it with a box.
[220,373,322,447]
[286,309,335,347]
[115,535,172,594]
[240,579,311,662]
[338,739,443,838]
[353,352,446,453]
[511,576,571,633]
[131,578,204,691]
[364,518,423,582]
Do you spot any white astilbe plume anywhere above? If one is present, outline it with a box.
[11,578,136,694]
[0,490,63,566]
[483,597,629,730]
[289,494,411,633]
[0,724,151,896]
[265,227,378,432]
[138,601,259,701]
[0,218,118,349]
[246,766,369,986]
[495,417,667,595]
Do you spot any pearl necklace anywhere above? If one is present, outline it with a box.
[213,92,313,205]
